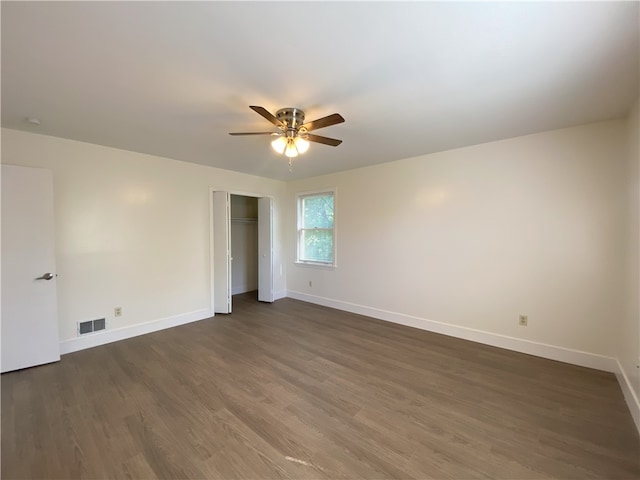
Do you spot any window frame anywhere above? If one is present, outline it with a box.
[295,188,337,268]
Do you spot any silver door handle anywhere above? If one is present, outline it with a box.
[36,273,54,280]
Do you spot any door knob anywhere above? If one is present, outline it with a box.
[36,273,54,280]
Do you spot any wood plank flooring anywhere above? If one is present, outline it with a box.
[2,292,639,479]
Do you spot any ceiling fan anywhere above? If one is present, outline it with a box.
[229,106,345,162]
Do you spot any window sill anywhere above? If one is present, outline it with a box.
[294,261,336,270]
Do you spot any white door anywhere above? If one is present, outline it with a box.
[258,197,274,302]
[1,165,60,372]
[212,191,231,314]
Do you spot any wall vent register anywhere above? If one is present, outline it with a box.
[77,318,106,335]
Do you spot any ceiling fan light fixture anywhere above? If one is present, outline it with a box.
[294,136,310,154]
[285,139,299,158]
[271,136,287,154]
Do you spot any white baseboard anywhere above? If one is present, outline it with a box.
[287,292,640,432]
[59,308,213,355]
[232,285,257,295]
[286,291,618,373]
[232,287,283,298]
[615,359,640,433]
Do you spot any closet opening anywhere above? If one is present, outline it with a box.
[230,194,259,302]
[210,189,273,314]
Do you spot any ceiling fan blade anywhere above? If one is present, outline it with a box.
[229,132,277,136]
[301,113,345,132]
[306,133,342,147]
[249,106,284,128]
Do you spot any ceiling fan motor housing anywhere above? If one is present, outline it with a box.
[276,108,306,133]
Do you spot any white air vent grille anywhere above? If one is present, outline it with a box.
[77,318,107,336]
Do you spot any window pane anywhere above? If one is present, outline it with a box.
[303,195,334,229]
[301,229,333,263]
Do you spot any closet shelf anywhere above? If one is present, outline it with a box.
[231,217,258,224]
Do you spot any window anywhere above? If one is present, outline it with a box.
[297,189,335,266]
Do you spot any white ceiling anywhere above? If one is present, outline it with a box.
[2,2,638,181]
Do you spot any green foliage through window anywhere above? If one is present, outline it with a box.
[298,192,335,264]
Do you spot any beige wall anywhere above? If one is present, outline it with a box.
[2,115,638,421]
[620,98,640,404]
[286,120,627,360]
[2,117,635,363]
[1,128,287,342]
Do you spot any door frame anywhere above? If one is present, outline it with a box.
[209,188,274,314]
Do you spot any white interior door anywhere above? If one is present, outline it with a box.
[1,165,60,372]
[258,196,274,303]
[212,191,231,314]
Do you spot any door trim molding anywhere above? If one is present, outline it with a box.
[209,188,215,314]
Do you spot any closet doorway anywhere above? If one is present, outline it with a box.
[230,195,258,297]
[210,190,273,314]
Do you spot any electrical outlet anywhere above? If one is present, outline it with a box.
[518,314,528,326]
[308,280,312,287]
[114,307,122,317]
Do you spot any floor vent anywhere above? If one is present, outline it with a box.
[78,318,106,336]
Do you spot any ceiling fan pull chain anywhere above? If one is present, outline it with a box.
[288,158,293,173]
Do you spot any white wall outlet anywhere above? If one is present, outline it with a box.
[308,280,312,287]
[519,314,528,326]
[114,306,122,317]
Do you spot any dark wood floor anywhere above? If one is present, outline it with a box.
[2,292,639,479]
